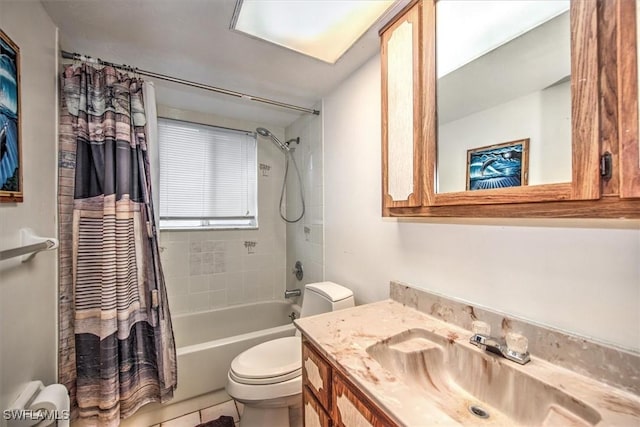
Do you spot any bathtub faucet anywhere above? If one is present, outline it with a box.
[284,289,301,298]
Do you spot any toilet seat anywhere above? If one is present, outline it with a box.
[230,336,301,386]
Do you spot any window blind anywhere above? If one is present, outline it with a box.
[158,118,257,229]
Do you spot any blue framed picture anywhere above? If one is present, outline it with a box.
[0,28,21,202]
[466,139,529,191]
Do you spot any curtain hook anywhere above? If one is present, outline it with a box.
[73,53,83,68]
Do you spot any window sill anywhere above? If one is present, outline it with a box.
[159,226,259,232]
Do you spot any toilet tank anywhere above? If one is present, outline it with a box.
[300,282,354,318]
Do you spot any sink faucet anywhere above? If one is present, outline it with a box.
[469,333,530,365]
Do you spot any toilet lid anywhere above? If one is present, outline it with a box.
[230,336,301,380]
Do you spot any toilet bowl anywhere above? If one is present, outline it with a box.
[226,336,302,426]
[226,282,354,427]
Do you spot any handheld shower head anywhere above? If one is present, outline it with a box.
[256,127,271,137]
[255,127,305,223]
[256,127,289,152]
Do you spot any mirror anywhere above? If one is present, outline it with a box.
[435,1,572,194]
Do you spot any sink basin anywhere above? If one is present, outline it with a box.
[366,329,602,426]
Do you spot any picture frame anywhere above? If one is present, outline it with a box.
[0,28,22,202]
[466,139,529,191]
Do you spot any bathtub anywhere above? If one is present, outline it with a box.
[171,300,298,403]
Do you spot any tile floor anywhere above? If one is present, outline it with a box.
[152,399,302,427]
[152,399,240,427]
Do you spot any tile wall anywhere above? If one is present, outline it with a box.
[285,104,324,291]
[158,106,287,315]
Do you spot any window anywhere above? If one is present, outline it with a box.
[159,118,257,229]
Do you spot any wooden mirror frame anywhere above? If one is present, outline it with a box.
[424,0,600,206]
[618,0,640,198]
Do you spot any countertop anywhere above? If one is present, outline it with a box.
[295,300,640,426]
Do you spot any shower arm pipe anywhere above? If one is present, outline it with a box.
[61,50,321,116]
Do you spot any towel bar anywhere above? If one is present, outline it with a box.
[0,228,59,262]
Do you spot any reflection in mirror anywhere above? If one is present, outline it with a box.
[436,1,572,193]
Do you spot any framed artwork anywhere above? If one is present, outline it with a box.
[0,28,22,202]
[466,139,529,191]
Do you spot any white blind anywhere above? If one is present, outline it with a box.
[158,118,257,228]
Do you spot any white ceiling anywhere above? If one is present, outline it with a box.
[438,11,570,124]
[41,0,404,128]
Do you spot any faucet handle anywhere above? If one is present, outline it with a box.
[506,332,529,354]
[472,320,491,336]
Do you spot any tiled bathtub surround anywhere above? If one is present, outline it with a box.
[285,104,324,291]
[160,231,286,314]
[158,106,287,314]
[390,281,640,395]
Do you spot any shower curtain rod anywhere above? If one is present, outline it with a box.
[61,50,320,116]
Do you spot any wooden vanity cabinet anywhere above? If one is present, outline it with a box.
[380,0,640,218]
[302,338,398,427]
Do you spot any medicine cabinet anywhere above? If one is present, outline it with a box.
[381,0,640,218]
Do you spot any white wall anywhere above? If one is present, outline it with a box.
[323,55,640,351]
[158,106,287,314]
[438,81,572,193]
[285,109,324,292]
[0,0,58,418]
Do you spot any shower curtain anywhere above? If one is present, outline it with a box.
[57,63,177,426]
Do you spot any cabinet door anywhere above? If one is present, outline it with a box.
[302,341,332,410]
[332,373,397,427]
[304,386,331,427]
[381,1,423,211]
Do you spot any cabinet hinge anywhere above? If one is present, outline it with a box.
[600,152,612,181]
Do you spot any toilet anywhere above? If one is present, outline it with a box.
[226,282,355,427]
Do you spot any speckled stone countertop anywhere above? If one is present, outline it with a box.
[295,300,640,426]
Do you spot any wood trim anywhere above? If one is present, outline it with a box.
[422,0,437,207]
[380,22,392,215]
[600,0,622,195]
[303,386,331,427]
[381,1,423,210]
[378,0,422,36]
[432,183,573,206]
[303,340,332,411]
[387,196,640,218]
[331,372,399,427]
[571,0,602,200]
[381,23,390,215]
[618,0,640,197]
[411,2,424,207]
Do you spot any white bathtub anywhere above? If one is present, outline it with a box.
[171,301,298,403]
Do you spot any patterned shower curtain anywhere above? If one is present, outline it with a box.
[57,63,177,426]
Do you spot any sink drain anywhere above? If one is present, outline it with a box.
[468,405,490,419]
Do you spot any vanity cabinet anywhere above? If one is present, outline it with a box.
[380,0,640,218]
[302,338,398,427]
